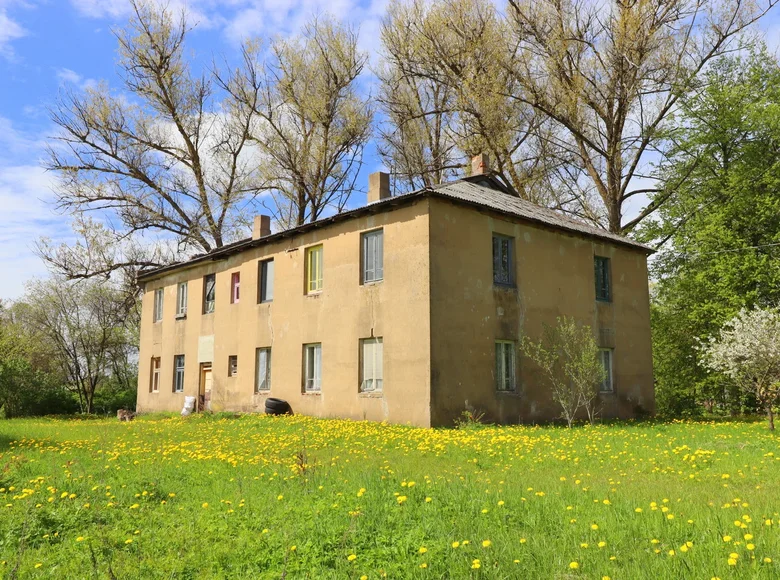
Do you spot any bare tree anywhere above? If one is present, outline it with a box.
[506,0,779,233]
[17,278,136,414]
[220,17,373,228]
[378,0,563,205]
[43,1,263,278]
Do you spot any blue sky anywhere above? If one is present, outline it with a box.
[0,0,779,300]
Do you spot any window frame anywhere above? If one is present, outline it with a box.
[492,234,515,287]
[203,274,216,314]
[258,259,274,303]
[230,272,241,304]
[599,348,614,393]
[228,355,238,377]
[303,343,322,392]
[255,347,271,392]
[594,256,612,302]
[176,282,188,317]
[173,354,185,393]
[306,245,324,294]
[359,337,384,393]
[150,357,161,393]
[361,229,384,284]
[495,340,517,392]
[153,288,164,322]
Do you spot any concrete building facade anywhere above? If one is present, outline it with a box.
[136,169,654,427]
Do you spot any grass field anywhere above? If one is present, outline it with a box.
[0,414,778,579]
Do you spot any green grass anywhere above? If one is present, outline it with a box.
[0,415,778,579]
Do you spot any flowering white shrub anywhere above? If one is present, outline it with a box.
[699,307,780,430]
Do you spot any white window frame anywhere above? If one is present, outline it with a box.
[255,347,271,392]
[173,355,185,393]
[360,337,383,392]
[150,357,160,393]
[176,282,188,317]
[599,348,614,393]
[495,340,517,392]
[228,355,238,377]
[361,229,384,284]
[303,343,322,392]
[153,288,164,322]
[258,259,274,303]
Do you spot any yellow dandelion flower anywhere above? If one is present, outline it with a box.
[451,541,460,549]
[569,561,579,569]
[472,559,481,569]
[482,540,491,548]
[418,547,427,554]
[347,554,357,562]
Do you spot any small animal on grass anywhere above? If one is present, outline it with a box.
[117,409,136,422]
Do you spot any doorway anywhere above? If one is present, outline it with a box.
[199,363,213,412]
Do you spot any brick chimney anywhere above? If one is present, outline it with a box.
[471,153,490,176]
[252,215,271,240]
[368,171,390,203]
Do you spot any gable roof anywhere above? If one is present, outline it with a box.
[137,176,652,283]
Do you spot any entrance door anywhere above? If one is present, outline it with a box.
[199,363,213,412]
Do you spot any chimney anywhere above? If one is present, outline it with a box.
[368,171,390,203]
[252,215,271,240]
[471,153,489,176]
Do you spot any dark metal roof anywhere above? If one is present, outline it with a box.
[137,177,651,283]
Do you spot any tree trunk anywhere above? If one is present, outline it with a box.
[768,406,775,431]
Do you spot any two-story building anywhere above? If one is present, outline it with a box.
[136,157,654,427]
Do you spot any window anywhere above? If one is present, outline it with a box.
[595,256,611,302]
[231,272,241,304]
[360,337,383,392]
[255,348,271,392]
[492,234,514,286]
[173,355,185,393]
[150,357,161,393]
[258,259,274,303]
[153,288,164,322]
[495,340,517,391]
[599,348,614,393]
[303,343,322,392]
[176,282,188,317]
[306,245,323,293]
[203,274,216,313]
[228,355,238,377]
[361,230,384,283]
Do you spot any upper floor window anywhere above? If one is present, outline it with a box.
[495,340,517,392]
[492,234,514,286]
[173,355,185,393]
[228,355,238,377]
[203,274,216,314]
[153,288,164,322]
[258,259,274,303]
[599,348,614,393]
[303,343,322,392]
[360,337,383,392]
[231,272,241,304]
[176,282,188,317]
[255,347,271,392]
[306,245,323,294]
[594,256,611,302]
[150,357,161,393]
[362,230,384,284]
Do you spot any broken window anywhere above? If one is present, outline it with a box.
[492,234,514,286]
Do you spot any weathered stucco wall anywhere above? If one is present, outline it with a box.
[427,197,654,427]
[137,200,433,427]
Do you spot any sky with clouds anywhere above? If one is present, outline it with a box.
[0,0,779,300]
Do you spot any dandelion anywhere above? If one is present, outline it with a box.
[723,536,732,542]
[290,546,297,552]
[347,554,357,562]
[747,544,755,551]
[472,559,481,569]
[635,507,643,513]
[125,539,133,544]
[482,540,491,548]
[396,496,407,504]
[569,561,579,569]
[76,537,84,542]
[520,538,527,544]
[451,541,460,549]
[591,524,599,530]
[764,557,772,563]
[418,547,427,554]
[598,541,606,548]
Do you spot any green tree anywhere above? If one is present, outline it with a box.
[644,48,780,416]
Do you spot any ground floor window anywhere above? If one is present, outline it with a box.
[495,340,517,392]
[303,343,322,392]
[599,348,614,393]
[360,337,383,392]
[173,355,185,393]
[228,355,238,377]
[256,348,271,392]
[150,357,160,392]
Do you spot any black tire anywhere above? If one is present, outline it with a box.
[265,397,291,415]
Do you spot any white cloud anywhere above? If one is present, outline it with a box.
[0,5,26,58]
[68,0,218,29]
